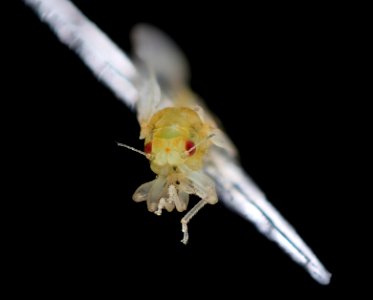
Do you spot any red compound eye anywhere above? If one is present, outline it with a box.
[144,142,152,154]
[185,140,196,155]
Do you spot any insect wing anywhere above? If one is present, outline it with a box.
[206,150,331,285]
[24,0,139,108]
[131,23,190,91]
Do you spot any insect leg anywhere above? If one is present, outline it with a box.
[180,199,208,244]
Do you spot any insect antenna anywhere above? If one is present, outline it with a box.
[184,133,215,156]
[116,141,151,159]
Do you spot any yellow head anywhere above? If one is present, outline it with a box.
[141,107,211,175]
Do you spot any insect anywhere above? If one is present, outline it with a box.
[24,0,331,284]
[117,25,237,244]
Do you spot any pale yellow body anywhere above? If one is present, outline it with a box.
[133,99,220,244]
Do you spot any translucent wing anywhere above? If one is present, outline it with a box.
[206,149,331,285]
[23,0,139,108]
[24,0,331,285]
[131,23,190,92]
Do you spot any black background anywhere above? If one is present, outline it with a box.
[7,0,358,297]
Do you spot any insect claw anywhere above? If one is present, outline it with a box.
[181,222,189,245]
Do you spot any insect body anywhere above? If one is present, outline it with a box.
[117,25,238,244]
[132,100,220,243]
